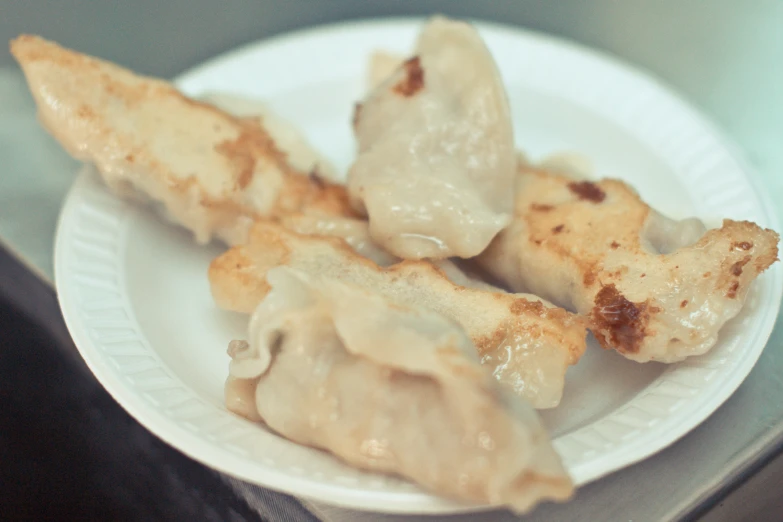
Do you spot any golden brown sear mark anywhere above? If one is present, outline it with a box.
[215,120,287,190]
[591,284,653,354]
[680,300,688,308]
[610,241,620,249]
[552,224,565,234]
[76,105,95,119]
[727,281,740,299]
[607,267,628,279]
[531,203,553,212]
[215,141,253,190]
[568,181,606,203]
[730,256,752,276]
[733,241,753,251]
[393,56,425,97]
[509,298,545,316]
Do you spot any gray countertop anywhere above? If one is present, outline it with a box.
[2,2,782,520]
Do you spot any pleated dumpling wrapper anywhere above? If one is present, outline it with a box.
[210,222,588,409]
[348,16,516,259]
[225,267,573,512]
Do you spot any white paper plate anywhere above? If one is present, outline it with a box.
[54,19,782,514]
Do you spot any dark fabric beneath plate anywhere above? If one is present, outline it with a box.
[0,246,318,521]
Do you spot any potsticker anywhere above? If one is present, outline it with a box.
[11,35,355,246]
[210,222,587,408]
[478,162,779,362]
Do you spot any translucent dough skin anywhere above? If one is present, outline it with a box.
[478,163,779,362]
[225,268,573,512]
[209,222,587,408]
[281,212,501,290]
[348,17,516,259]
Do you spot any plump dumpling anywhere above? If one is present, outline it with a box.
[225,267,573,512]
[348,16,516,259]
[11,35,355,246]
[210,221,587,408]
[478,161,780,362]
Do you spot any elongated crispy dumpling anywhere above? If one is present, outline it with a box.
[478,162,779,362]
[348,17,516,259]
[210,221,587,408]
[11,35,354,246]
[225,267,573,511]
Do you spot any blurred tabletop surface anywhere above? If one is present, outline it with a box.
[1,1,782,521]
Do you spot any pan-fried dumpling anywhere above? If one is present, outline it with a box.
[210,222,587,408]
[11,35,355,246]
[478,161,779,362]
[225,267,573,512]
[348,16,516,259]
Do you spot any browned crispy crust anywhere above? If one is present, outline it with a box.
[567,181,605,203]
[392,56,425,97]
[590,285,657,354]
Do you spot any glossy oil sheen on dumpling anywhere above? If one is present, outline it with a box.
[348,16,516,259]
[210,222,588,408]
[282,212,502,290]
[226,267,573,512]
